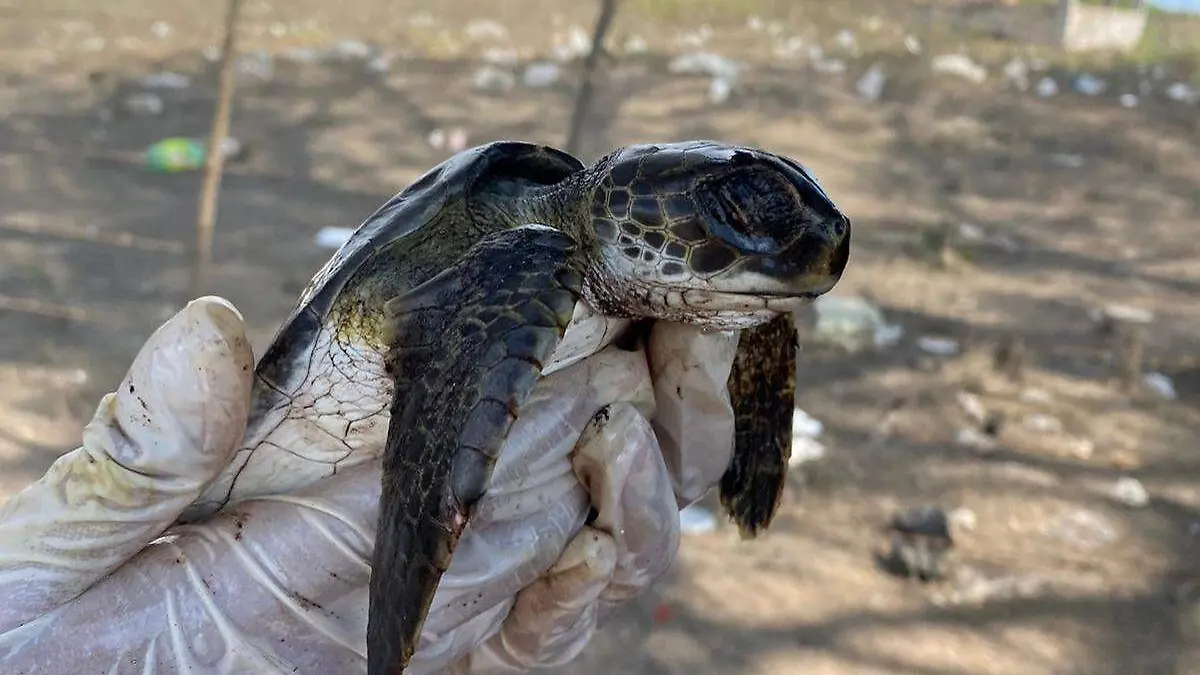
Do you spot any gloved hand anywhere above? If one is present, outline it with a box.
[0,296,739,674]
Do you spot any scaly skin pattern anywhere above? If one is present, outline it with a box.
[368,226,582,675]
[175,140,851,674]
[720,313,799,538]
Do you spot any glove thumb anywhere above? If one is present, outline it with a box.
[0,296,255,631]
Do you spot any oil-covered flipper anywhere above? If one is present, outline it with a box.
[366,225,584,675]
[719,313,798,539]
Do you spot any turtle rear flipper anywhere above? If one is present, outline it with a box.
[719,313,798,538]
[368,225,583,675]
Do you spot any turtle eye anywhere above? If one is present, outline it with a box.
[695,165,808,255]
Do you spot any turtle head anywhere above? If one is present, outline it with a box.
[580,142,851,328]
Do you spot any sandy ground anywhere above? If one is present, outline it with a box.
[1,1,1198,673]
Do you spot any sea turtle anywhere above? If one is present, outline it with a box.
[184,140,850,675]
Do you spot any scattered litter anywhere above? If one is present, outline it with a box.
[1066,437,1095,460]
[481,47,520,65]
[1042,509,1117,550]
[366,54,393,74]
[1119,94,1139,108]
[679,504,718,535]
[1050,153,1084,168]
[1023,413,1064,434]
[812,57,847,75]
[931,54,986,84]
[139,71,191,89]
[328,39,373,60]
[669,52,742,104]
[955,426,997,452]
[1091,303,1155,326]
[315,226,355,249]
[122,93,164,116]
[142,136,242,173]
[957,222,985,241]
[955,391,986,424]
[150,21,172,39]
[790,437,827,467]
[833,29,857,52]
[812,295,903,352]
[463,19,508,42]
[948,507,977,533]
[1073,74,1107,96]
[472,65,516,92]
[1019,388,1053,404]
[773,36,807,59]
[1144,372,1177,400]
[427,127,469,152]
[903,35,921,55]
[236,51,274,81]
[1002,58,1029,90]
[676,25,714,49]
[521,62,561,88]
[855,64,887,102]
[938,568,1046,606]
[1166,82,1199,104]
[551,26,591,61]
[917,336,960,356]
[623,35,648,54]
[280,48,321,64]
[793,409,824,438]
[1112,476,1149,508]
[1035,76,1059,98]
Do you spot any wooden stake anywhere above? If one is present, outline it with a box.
[565,0,619,157]
[189,0,244,298]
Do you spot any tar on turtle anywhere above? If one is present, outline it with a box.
[185,140,851,675]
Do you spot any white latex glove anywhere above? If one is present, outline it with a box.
[0,297,739,674]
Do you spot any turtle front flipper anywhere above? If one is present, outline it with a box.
[719,313,798,539]
[367,225,584,675]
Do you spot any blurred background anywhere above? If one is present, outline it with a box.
[0,0,1198,672]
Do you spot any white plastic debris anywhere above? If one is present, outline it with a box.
[708,75,735,104]
[1020,388,1053,404]
[140,71,191,89]
[366,54,393,74]
[917,336,960,356]
[1093,303,1155,325]
[833,29,857,52]
[522,62,561,88]
[236,51,274,80]
[931,54,986,84]
[552,26,591,61]
[1166,82,1199,104]
[280,48,321,64]
[958,222,985,241]
[1035,76,1059,98]
[793,409,824,438]
[668,52,741,78]
[1119,94,1139,108]
[955,427,997,452]
[472,65,516,92]
[955,391,986,424]
[328,39,373,60]
[1112,477,1149,508]
[812,295,903,352]
[122,93,164,116]
[1002,58,1029,91]
[1050,153,1084,168]
[948,506,977,532]
[1073,74,1107,96]
[1144,373,1177,401]
[315,226,355,249]
[1042,509,1117,550]
[812,58,847,75]
[679,504,718,535]
[773,36,806,59]
[623,35,648,54]
[1023,413,1064,434]
[855,64,886,102]
[463,19,508,42]
[482,47,520,65]
[150,21,172,39]
[904,35,921,55]
[789,437,827,467]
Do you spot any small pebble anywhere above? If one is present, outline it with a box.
[1112,476,1149,508]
